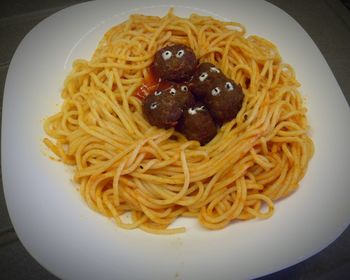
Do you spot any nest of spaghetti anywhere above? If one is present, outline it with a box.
[44,9,314,234]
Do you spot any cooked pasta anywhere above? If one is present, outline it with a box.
[43,9,314,234]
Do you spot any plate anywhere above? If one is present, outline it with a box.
[2,0,350,279]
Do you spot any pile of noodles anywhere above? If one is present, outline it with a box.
[44,10,314,234]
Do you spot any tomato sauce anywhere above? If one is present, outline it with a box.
[133,70,160,100]
[133,69,173,101]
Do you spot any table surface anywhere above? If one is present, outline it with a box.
[0,0,349,279]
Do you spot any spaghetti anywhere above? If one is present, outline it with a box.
[43,9,314,234]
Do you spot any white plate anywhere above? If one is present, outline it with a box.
[2,0,350,279]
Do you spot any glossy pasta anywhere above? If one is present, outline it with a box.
[43,10,314,234]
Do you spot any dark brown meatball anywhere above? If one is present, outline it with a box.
[151,44,197,81]
[189,62,223,98]
[176,103,217,145]
[161,82,195,110]
[203,77,244,124]
[143,90,183,129]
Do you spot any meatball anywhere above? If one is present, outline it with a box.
[143,90,183,129]
[161,82,195,110]
[203,77,244,124]
[176,103,217,145]
[151,44,197,81]
[189,62,223,98]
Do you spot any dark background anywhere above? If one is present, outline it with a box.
[0,0,349,279]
